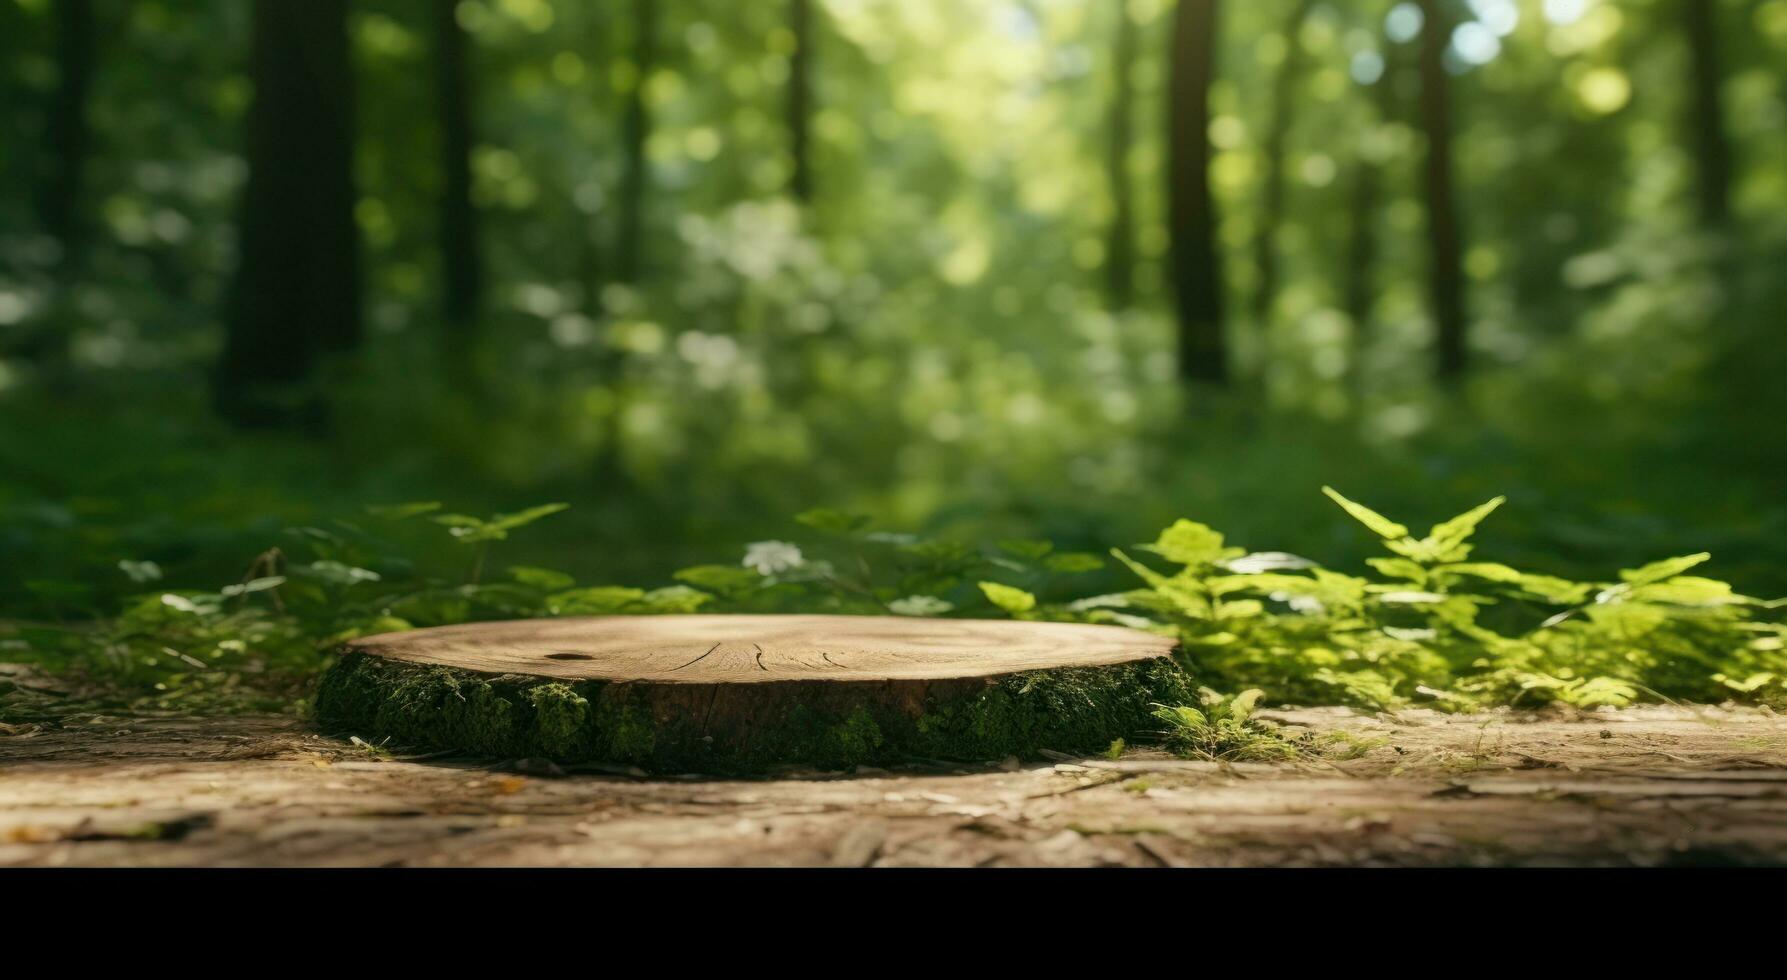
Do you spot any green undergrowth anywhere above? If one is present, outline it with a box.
[1151,689,1304,762]
[5,489,1785,752]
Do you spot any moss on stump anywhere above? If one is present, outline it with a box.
[313,615,1191,774]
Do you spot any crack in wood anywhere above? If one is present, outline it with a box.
[669,642,723,673]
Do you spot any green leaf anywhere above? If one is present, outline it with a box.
[1217,598,1264,620]
[674,564,765,595]
[547,586,646,615]
[1619,553,1711,587]
[1629,576,1749,607]
[118,560,163,584]
[794,508,872,535]
[1367,557,1428,583]
[431,514,485,528]
[1514,574,1593,604]
[899,539,976,566]
[509,566,576,591]
[436,504,570,543]
[1110,548,1173,591]
[998,539,1054,561]
[1373,589,1448,605]
[1567,677,1638,708]
[1321,486,1409,540]
[1147,519,1236,566]
[1043,552,1104,573]
[366,501,442,520]
[297,561,382,587]
[486,503,570,533]
[978,581,1037,614]
[637,586,713,613]
[1427,496,1505,549]
[1439,562,1523,584]
[1228,689,1264,723]
[220,576,286,598]
[1717,672,1776,693]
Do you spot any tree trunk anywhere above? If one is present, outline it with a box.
[1345,21,1404,402]
[1105,1,1137,309]
[1416,0,1466,383]
[615,0,656,284]
[433,0,481,330]
[317,614,1189,773]
[215,0,361,428]
[1167,0,1227,385]
[1250,0,1315,327]
[1681,0,1731,228]
[788,0,814,203]
[10,0,97,372]
[38,0,95,268]
[37,0,95,270]
[1343,155,1380,400]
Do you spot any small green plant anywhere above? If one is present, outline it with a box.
[1150,688,1302,762]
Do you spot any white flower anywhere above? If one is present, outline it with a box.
[742,540,804,576]
[888,595,953,617]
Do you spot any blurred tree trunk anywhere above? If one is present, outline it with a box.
[1681,0,1731,228]
[433,0,481,330]
[1104,1,1136,309]
[1343,154,1380,400]
[615,0,656,284]
[788,0,813,203]
[1345,21,1404,401]
[1416,0,1466,383]
[1167,0,1227,385]
[1250,0,1315,328]
[215,0,360,428]
[37,0,94,271]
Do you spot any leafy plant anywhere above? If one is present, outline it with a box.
[1151,689,1302,762]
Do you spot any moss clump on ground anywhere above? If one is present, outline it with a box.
[313,650,1195,774]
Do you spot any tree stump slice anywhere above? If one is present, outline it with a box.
[315,615,1190,774]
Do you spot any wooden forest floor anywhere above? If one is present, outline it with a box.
[5,694,1787,867]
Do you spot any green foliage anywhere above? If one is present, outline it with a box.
[1151,689,1302,762]
[430,503,569,544]
[1096,491,1787,713]
[8,489,1783,731]
[978,581,1037,615]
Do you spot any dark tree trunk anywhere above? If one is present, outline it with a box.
[215,0,360,428]
[1343,155,1380,399]
[1681,0,1731,228]
[433,0,480,329]
[1251,0,1315,326]
[615,0,656,284]
[1167,0,1227,385]
[1105,1,1137,309]
[1416,0,1466,383]
[1345,22,1404,401]
[37,0,95,269]
[788,0,814,203]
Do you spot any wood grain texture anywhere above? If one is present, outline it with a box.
[346,614,1178,684]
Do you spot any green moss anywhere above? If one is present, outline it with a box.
[528,683,591,757]
[591,693,657,763]
[817,707,884,769]
[314,650,1194,775]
